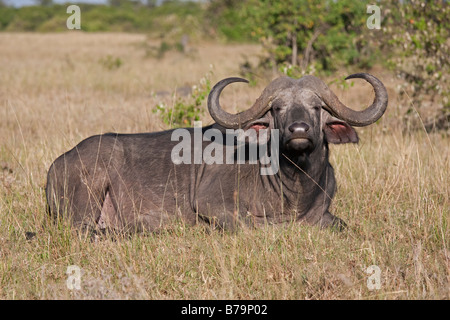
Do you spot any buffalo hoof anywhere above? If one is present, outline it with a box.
[320,212,347,231]
[330,217,347,231]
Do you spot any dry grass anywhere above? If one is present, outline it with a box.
[0,33,448,300]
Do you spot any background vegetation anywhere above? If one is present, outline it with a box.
[0,0,448,300]
[1,0,448,128]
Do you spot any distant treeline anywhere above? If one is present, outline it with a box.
[1,0,448,119]
[0,1,205,33]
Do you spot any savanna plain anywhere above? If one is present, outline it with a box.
[0,33,448,299]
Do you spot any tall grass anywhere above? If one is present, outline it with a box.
[0,33,448,299]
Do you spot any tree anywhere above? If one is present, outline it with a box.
[241,0,368,75]
[35,0,53,6]
[382,0,449,130]
[145,0,158,7]
[108,0,141,7]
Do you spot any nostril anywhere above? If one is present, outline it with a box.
[300,122,310,132]
[289,122,310,133]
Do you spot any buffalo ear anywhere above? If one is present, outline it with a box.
[322,109,359,144]
[323,121,359,144]
[321,109,359,144]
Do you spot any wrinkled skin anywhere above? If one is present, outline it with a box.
[235,79,359,229]
[46,74,386,234]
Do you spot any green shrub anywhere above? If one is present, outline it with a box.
[99,55,123,70]
[37,15,68,32]
[0,1,202,34]
[382,0,449,117]
[0,6,15,30]
[5,5,54,31]
[153,73,211,128]
[241,0,370,74]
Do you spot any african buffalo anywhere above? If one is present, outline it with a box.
[46,73,387,233]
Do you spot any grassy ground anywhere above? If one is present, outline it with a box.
[0,33,448,300]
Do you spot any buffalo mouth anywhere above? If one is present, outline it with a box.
[285,136,313,152]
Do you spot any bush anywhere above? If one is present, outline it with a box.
[0,6,15,29]
[381,0,449,129]
[99,55,123,70]
[0,1,203,34]
[5,5,55,31]
[153,73,211,128]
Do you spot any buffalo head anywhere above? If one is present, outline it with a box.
[208,73,388,155]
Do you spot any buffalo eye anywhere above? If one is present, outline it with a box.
[274,107,281,112]
[272,103,283,112]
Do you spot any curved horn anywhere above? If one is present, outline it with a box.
[319,73,388,127]
[207,77,274,129]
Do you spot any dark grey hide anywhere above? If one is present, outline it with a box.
[46,73,387,233]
